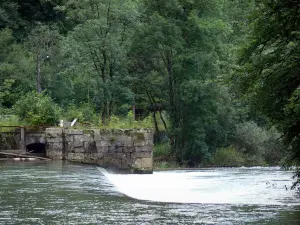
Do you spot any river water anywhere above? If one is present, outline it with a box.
[0,161,299,225]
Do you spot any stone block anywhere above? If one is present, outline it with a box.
[65,135,74,142]
[142,158,153,169]
[97,146,108,154]
[74,147,85,153]
[94,134,103,141]
[84,141,97,153]
[68,153,84,161]
[122,146,135,153]
[95,158,104,165]
[135,146,148,152]
[102,157,120,168]
[116,152,126,159]
[83,134,92,142]
[46,128,63,135]
[133,132,145,144]
[92,129,101,136]
[73,134,84,142]
[46,137,63,143]
[135,151,152,158]
[84,153,91,160]
[133,158,142,169]
[95,140,110,148]
[66,142,74,153]
[48,142,64,151]
[115,135,133,146]
[126,152,134,159]
[144,132,153,141]
[64,129,83,135]
[145,139,154,146]
[47,152,63,160]
[120,159,131,169]
[108,145,123,153]
[97,152,104,159]
[73,140,83,148]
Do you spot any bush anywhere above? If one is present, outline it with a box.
[63,103,98,125]
[235,121,266,156]
[213,146,245,167]
[234,121,286,165]
[153,142,171,158]
[104,111,154,129]
[13,91,61,126]
[154,160,180,169]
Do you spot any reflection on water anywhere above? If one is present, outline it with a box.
[0,161,299,225]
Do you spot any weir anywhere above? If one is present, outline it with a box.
[0,127,154,173]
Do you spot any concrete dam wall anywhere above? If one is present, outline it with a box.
[0,127,154,173]
[46,128,153,173]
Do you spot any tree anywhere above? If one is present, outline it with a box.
[237,0,300,184]
[0,0,21,30]
[130,0,228,164]
[13,91,61,126]
[0,28,35,107]
[26,23,61,93]
[59,0,139,124]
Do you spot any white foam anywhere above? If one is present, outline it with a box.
[97,167,299,205]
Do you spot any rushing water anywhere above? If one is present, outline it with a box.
[0,161,300,225]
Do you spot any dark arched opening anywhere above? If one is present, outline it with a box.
[26,143,46,156]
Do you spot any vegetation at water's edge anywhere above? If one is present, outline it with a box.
[0,0,299,186]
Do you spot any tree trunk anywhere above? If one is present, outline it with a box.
[36,55,42,94]
[152,111,159,133]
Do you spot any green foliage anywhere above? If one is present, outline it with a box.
[0,115,23,132]
[153,143,171,158]
[58,0,138,124]
[234,0,300,182]
[63,103,98,125]
[0,0,21,30]
[13,91,61,126]
[234,121,286,166]
[154,161,180,170]
[104,111,153,129]
[213,146,245,167]
[0,0,296,171]
[0,28,35,107]
[130,0,229,166]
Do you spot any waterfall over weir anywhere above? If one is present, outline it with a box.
[98,167,299,205]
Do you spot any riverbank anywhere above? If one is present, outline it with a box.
[153,159,284,171]
[153,142,285,170]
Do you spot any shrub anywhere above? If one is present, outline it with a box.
[13,91,61,126]
[104,111,154,129]
[213,146,245,167]
[235,121,267,156]
[153,142,171,158]
[63,103,98,125]
[154,160,180,169]
[234,121,286,165]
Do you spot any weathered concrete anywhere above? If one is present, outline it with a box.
[46,128,153,173]
[0,127,154,173]
[0,128,45,151]
[0,131,20,150]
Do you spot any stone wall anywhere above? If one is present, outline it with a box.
[46,128,153,173]
[0,131,20,150]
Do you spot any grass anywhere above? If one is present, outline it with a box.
[0,115,27,132]
[153,142,171,158]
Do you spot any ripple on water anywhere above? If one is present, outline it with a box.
[0,162,300,225]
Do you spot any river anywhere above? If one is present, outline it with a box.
[0,161,299,224]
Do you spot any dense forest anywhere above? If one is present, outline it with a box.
[0,0,299,179]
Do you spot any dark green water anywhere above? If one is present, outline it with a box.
[0,161,299,225]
